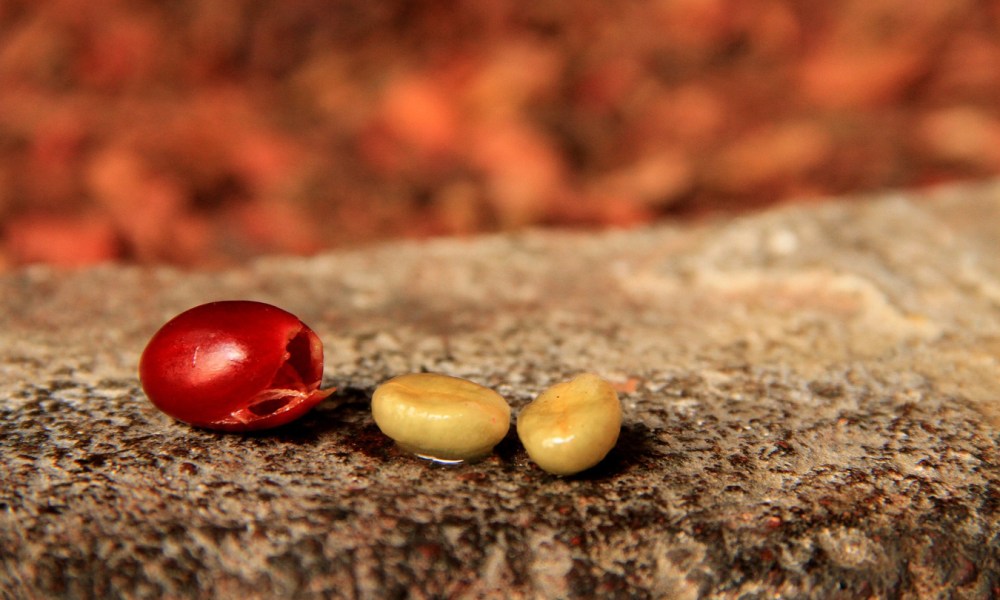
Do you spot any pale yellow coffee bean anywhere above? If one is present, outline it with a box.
[371,373,511,462]
[517,373,622,475]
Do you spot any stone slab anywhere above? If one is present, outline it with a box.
[2,182,1000,598]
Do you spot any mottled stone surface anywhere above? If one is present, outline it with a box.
[2,182,1000,598]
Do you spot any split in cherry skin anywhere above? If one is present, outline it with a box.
[139,300,332,432]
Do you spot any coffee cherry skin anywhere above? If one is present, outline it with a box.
[139,301,331,431]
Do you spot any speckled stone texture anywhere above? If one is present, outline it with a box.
[2,182,1000,599]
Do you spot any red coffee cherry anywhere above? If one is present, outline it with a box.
[139,301,332,431]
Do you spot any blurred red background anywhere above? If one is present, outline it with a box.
[2,0,999,270]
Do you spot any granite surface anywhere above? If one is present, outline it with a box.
[2,182,1000,598]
